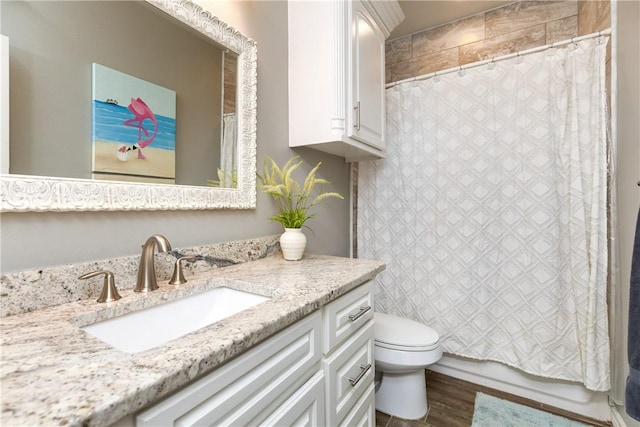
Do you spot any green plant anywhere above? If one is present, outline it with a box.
[257,155,344,229]
[207,168,238,188]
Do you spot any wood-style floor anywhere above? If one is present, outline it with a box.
[375,370,612,427]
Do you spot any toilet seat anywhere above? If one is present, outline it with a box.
[374,312,440,352]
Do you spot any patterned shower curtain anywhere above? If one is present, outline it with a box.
[358,37,610,391]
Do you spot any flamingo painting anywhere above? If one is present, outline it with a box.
[92,63,176,182]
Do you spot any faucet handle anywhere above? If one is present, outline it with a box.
[79,270,122,303]
[168,256,197,286]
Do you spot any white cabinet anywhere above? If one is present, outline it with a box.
[288,0,404,162]
[135,282,375,427]
[136,313,323,426]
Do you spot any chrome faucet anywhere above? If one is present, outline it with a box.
[135,234,172,293]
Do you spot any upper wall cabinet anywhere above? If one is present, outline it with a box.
[288,0,404,162]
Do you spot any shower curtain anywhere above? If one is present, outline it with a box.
[358,37,610,391]
[220,113,237,187]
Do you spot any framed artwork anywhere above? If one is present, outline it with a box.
[92,63,176,183]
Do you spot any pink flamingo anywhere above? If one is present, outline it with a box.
[121,97,158,160]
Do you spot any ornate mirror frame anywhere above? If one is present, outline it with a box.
[0,0,257,212]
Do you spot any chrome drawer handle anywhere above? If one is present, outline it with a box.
[348,305,372,322]
[348,364,372,387]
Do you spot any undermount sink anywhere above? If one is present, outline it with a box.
[81,287,269,353]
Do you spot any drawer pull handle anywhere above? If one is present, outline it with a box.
[348,305,372,322]
[348,364,372,387]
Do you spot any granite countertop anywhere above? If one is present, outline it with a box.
[1,254,385,426]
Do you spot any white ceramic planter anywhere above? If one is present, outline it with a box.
[280,228,307,261]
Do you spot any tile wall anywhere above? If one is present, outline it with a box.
[385,0,611,84]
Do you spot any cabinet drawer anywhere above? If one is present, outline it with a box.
[322,281,373,354]
[339,382,375,427]
[324,320,374,427]
[262,371,325,427]
[136,312,321,427]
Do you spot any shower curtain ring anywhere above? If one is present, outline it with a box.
[516,51,523,64]
[571,36,578,49]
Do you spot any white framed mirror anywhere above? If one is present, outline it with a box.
[0,0,256,211]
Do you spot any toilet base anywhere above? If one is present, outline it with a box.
[375,369,427,419]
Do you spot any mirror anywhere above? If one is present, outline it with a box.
[0,0,256,211]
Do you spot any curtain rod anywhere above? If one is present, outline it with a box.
[385,29,612,89]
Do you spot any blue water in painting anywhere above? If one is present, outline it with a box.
[92,100,176,151]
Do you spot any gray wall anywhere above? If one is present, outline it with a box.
[0,0,351,273]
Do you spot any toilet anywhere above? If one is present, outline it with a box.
[373,312,442,419]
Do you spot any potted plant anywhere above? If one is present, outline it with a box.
[257,155,344,260]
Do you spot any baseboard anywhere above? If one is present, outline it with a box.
[611,405,637,427]
[612,406,627,427]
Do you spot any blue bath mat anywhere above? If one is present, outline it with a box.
[471,392,591,427]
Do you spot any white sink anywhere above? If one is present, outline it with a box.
[81,287,269,353]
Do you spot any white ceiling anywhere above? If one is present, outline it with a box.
[390,0,514,39]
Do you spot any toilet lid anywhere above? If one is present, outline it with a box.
[374,312,440,351]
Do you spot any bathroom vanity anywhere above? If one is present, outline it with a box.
[0,251,384,426]
[137,280,375,426]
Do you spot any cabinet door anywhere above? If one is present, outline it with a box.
[350,0,385,150]
[262,371,326,427]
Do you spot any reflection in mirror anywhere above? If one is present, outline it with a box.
[0,0,256,211]
[209,51,238,188]
[4,0,229,187]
